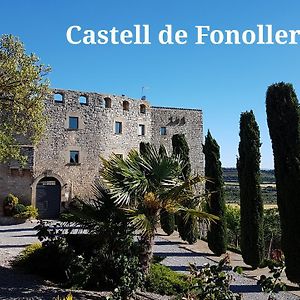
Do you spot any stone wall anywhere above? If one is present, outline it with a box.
[0,88,204,208]
[150,107,204,175]
[0,165,33,208]
[0,147,34,208]
[34,89,152,199]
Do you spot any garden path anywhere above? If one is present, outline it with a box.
[0,221,299,299]
[155,229,300,300]
[0,220,108,300]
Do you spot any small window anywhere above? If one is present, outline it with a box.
[160,127,167,135]
[104,97,111,108]
[140,104,146,114]
[70,151,79,164]
[115,154,123,159]
[123,101,129,111]
[138,124,145,136]
[69,117,79,130]
[115,121,122,134]
[54,93,63,103]
[79,96,88,105]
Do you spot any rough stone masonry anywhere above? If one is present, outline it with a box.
[0,89,203,217]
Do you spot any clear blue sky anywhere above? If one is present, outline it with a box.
[2,0,300,169]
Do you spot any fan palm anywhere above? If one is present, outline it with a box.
[101,145,218,273]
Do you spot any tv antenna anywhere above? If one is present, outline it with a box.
[141,86,150,100]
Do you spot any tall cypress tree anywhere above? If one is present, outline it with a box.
[203,130,227,256]
[237,111,264,268]
[172,134,191,179]
[172,134,199,244]
[139,142,151,156]
[266,82,300,283]
[159,144,168,157]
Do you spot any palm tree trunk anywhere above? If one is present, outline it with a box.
[139,232,155,274]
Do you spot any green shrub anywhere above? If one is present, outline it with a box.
[14,235,73,282]
[3,194,38,219]
[145,259,241,299]
[258,255,286,296]
[19,182,144,298]
[264,208,281,257]
[59,212,77,222]
[55,292,73,300]
[145,263,189,295]
[13,242,42,266]
[225,205,240,249]
[14,205,38,219]
[3,193,19,216]
[13,239,73,282]
[183,256,241,300]
[13,203,26,214]
[3,193,19,206]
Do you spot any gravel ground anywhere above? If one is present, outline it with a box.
[0,221,299,299]
[0,220,110,300]
[153,236,300,300]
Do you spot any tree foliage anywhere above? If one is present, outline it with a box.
[172,134,191,179]
[158,144,176,235]
[172,134,199,244]
[0,34,50,163]
[101,145,216,273]
[225,205,240,249]
[203,130,227,256]
[237,111,264,268]
[266,82,300,283]
[139,142,151,156]
[160,208,175,236]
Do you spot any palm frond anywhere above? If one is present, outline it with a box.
[123,208,155,237]
[101,151,149,205]
[178,206,220,223]
[66,180,132,235]
[160,174,205,205]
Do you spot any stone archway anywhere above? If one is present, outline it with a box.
[32,172,65,219]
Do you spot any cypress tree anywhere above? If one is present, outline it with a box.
[203,130,227,256]
[172,134,191,179]
[159,144,168,157]
[172,134,199,244]
[237,111,264,268]
[139,142,151,156]
[266,82,300,283]
[160,208,175,235]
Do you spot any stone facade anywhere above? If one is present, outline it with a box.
[0,89,203,217]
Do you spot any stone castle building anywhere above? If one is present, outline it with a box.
[0,89,203,218]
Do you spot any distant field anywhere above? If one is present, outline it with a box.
[227,203,278,209]
[223,168,277,204]
[225,182,276,188]
[223,167,275,184]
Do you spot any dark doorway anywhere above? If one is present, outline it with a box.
[36,177,61,219]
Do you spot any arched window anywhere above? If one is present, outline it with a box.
[54,93,63,103]
[104,97,112,108]
[79,95,88,105]
[123,100,129,111]
[140,104,146,114]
